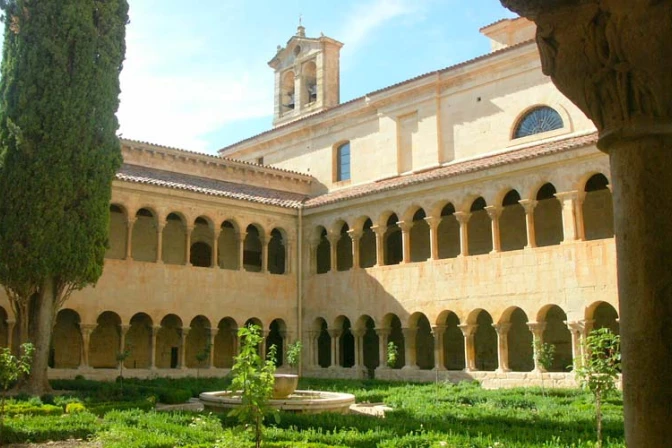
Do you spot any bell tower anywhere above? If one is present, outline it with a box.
[268,24,343,127]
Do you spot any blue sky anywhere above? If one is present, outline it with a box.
[117,0,516,154]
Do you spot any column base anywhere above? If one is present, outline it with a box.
[432,366,447,372]
[496,368,511,373]
[401,365,419,371]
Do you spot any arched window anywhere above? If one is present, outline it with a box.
[513,106,564,139]
[336,142,351,182]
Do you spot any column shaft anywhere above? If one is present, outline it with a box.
[125,219,135,260]
[401,328,417,369]
[459,324,476,371]
[398,221,412,264]
[432,325,446,371]
[425,217,440,261]
[454,212,470,257]
[519,199,537,249]
[179,328,190,369]
[150,326,160,369]
[156,224,164,263]
[493,323,511,373]
[375,328,390,369]
[372,226,386,266]
[212,231,220,268]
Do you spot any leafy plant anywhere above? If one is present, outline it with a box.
[533,340,555,395]
[0,343,33,443]
[229,324,278,448]
[386,341,399,368]
[575,328,621,448]
[286,341,302,372]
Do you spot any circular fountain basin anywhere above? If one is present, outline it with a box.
[200,390,355,414]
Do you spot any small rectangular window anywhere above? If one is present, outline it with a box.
[257,157,264,165]
[336,142,351,182]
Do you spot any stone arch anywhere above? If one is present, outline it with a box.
[334,315,354,368]
[107,204,128,259]
[382,313,405,369]
[268,228,287,275]
[437,202,460,259]
[214,317,238,368]
[535,183,563,246]
[243,224,264,272]
[512,105,565,139]
[410,208,430,262]
[359,218,376,268]
[409,312,434,370]
[384,213,402,265]
[244,317,264,353]
[190,217,214,267]
[315,226,330,274]
[468,197,492,255]
[132,208,158,262]
[163,212,187,265]
[89,311,121,368]
[314,317,331,368]
[218,220,240,270]
[583,173,614,241]
[156,314,183,369]
[437,311,464,370]
[125,313,152,369]
[538,305,572,372]
[336,223,353,271]
[266,319,287,366]
[500,307,533,372]
[51,309,81,369]
[186,315,211,368]
[587,302,619,335]
[500,189,527,251]
[470,309,497,371]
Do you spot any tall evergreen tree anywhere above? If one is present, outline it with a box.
[0,0,128,394]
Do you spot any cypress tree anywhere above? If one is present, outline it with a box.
[0,0,128,394]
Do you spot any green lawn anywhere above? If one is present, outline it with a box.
[0,377,624,447]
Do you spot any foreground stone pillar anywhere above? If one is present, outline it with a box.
[499,3,672,441]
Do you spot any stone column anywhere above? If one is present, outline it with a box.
[352,328,366,369]
[119,324,130,369]
[80,324,96,369]
[566,321,584,369]
[375,328,391,369]
[230,329,240,358]
[156,223,164,264]
[308,237,320,275]
[401,327,418,370]
[185,225,194,266]
[485,205,503,253]
[518,199,537,249]
[212,229,220,268]
[398,221,413,264]
[458,324,477,372]
[432,325,447,371]
[150,325,160,369]
[347,229,362,269]
[284,239,293,274]
[424,216,440,261]
[527,322,547,373]
[260,331,269,361]
[581,319,595,337]
[327,233,339,272]
[371,225,386,267]
[555,191,581,243]
[454,212,471,257]
[493,323,511,373]
[307,331,318,367]
[125,218,135,260]
[179,327,190,369]
[237,232,245,271]
[260,236,268,273]
[328,329,342,368]
[6,320,15,352]
[208,329,218,368]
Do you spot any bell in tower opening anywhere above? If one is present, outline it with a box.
[268,24,343,127]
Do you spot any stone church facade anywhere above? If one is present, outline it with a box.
[0,18,619,388]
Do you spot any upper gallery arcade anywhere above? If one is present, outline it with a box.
[0,17,618,387]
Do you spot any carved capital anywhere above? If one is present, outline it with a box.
[518,199,538,214]
[453,211,472,225]
[502,1,672,148]
[484,205,503,220]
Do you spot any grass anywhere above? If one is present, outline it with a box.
[0,376,624,447]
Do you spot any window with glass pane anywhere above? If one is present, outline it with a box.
[513,106,564,139]
[337,142,351,182]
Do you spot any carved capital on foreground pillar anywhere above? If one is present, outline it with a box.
[501,0,672,149]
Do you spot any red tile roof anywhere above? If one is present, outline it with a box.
[116,164,307,209]
[304,133,598,208]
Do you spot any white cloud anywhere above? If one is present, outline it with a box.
[339,0,420,56]
[117,9,271,153]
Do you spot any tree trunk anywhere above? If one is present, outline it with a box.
[22,278,56,395]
